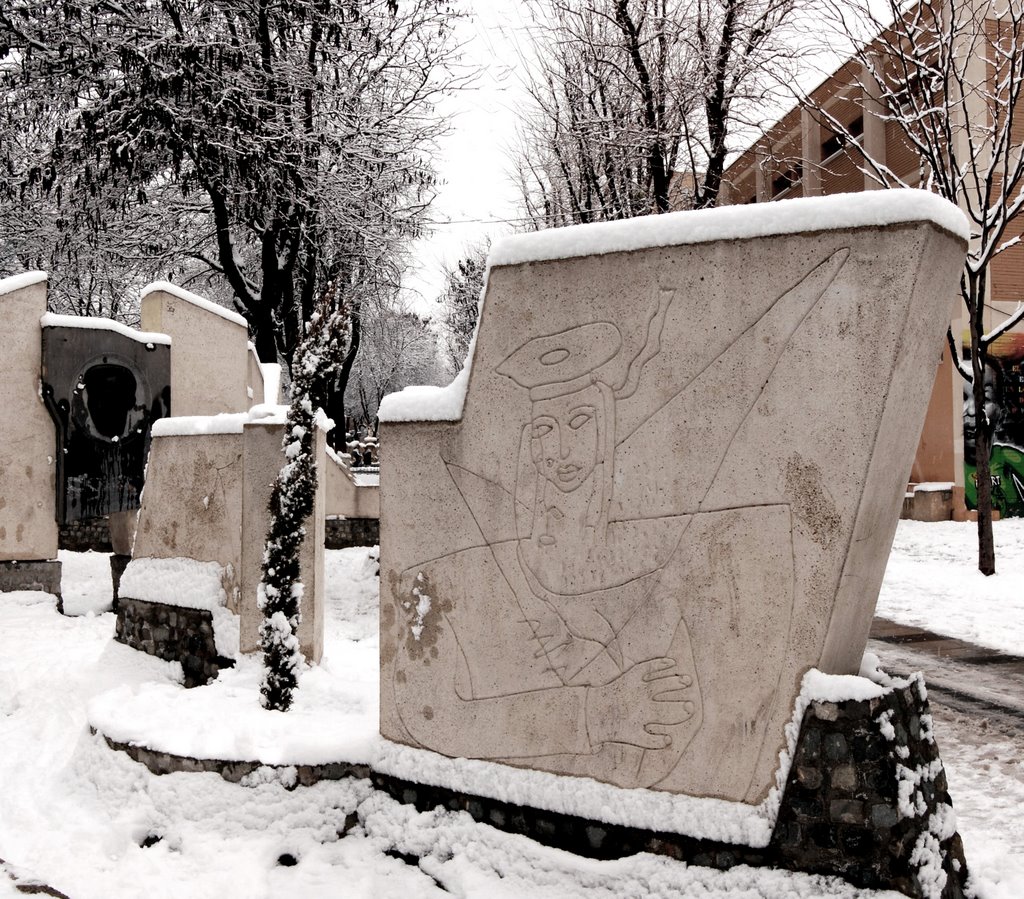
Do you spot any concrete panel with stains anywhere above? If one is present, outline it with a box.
[378,196,967,804]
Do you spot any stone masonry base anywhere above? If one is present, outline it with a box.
[97,672,966,898]
[58,516,113,553]
[114,597,233,688]
[325,517,379,549]
[0,560,62,606]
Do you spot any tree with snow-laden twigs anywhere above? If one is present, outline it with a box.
[0,0,464,407]
[807,0,1024,575]
[437,240,488,374]
[259,280,349,712]
[516,0,804,226]
[344,304,445,430]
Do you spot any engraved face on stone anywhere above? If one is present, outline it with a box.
[529,384,602,493]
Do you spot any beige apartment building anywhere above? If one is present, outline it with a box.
[716,19,1024,520]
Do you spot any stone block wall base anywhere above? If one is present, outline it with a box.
[97,731,371,785]
[375,677,967,899]
[325,517,379,549]
[114,597,234,688]
[109,554,131,611]
[95,671,967,898]
[771,678,966,897]
[58,516,113,553]
[0,560,62,606]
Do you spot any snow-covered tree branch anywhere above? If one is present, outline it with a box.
[808,0,1024,574]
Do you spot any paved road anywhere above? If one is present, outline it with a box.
[869,617,1024,732]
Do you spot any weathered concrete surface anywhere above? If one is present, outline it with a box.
[108,509,138,557]
[0,274,57,563]
[246,345,265,407]
[325,452,380,520]
[239,420,325,663]
[379,211,966,804]
[128,421,325,664]
[131,432,244,609]
[140,285,250,417]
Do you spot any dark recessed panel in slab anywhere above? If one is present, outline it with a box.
[41,326,171,523]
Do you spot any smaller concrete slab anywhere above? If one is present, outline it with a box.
[123,410,325,665]
[140,283,252,417]
[0,273,57,564]
[325,450,379,520]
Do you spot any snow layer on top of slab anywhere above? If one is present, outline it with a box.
[152,412,250,437]
[151,404,330,437]
[489,190,968,268]
[801,668,889,703]
[377,364,469,423]
[141,280,249,328]
[120,557,225,613]
[914,482,956,492]
[0,270,47,296]
[378,191,966,424]
[40,312,171,345]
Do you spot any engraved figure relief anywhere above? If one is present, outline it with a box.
[388,249,851,795]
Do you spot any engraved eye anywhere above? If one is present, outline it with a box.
[532,422,553,439]
[569,411,593,430]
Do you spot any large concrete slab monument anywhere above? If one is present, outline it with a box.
[377,191,969,805]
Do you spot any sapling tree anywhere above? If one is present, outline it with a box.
[259,280,349,711]
[809,0,1024,574]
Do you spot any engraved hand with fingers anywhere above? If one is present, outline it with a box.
[585,657,696,750]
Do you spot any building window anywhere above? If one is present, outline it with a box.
[821,116,864,160]
[772,162,802,197]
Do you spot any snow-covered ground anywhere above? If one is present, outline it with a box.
[1,523,1023,898]
[876,519,1024,654]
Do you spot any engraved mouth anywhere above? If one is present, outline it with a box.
[556,465,580,482]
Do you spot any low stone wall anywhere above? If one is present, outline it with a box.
[98,732,370,786]
[58,516,112,552]
[96,672,966,897]
[60,514,377,555]
[114,597,233,688]
[770,675,965,896]
[901,487,954,522]
[325,517,379,549]
[0,560,62,602]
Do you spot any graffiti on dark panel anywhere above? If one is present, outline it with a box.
[41,326,171,523]
[964,330,1024,517]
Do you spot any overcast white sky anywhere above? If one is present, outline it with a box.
[399,1,845,321]
[401,2,534,317]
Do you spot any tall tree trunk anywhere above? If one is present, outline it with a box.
[969,272,995,576]
[325,299,361,451]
